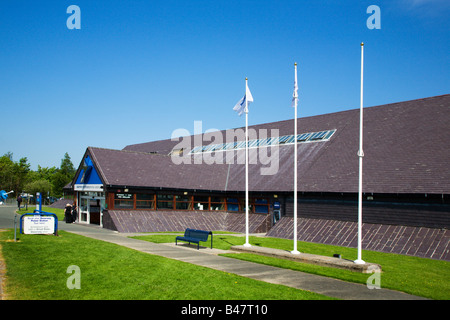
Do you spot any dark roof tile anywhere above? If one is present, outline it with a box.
[87,94,450,194]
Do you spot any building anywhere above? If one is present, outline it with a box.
[69,94,450,260]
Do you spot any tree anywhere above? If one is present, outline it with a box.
[13,157,31,192]
[1,151,76,198]
[0,153,14,191]
[51,153,76,197]
[60,152,76,177]
[0,153,30,194]
[23,179,52,200]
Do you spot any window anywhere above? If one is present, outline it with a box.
[267,137,279,145]
[220,142,234,151]
[257,138,271,147]
[194,196,209,210]
[188,129,337,154]
[278,135,294,144]
[309,131,327,140]
[114,193,134,208]
[297,133,311,142]
[254,198,269,213]
[226,198,240,212]
[202,144,217,153]
[175,195,192,210]
[190,146,202,154]
[157,194,173,209]
[225,197,270,213]
[136,193,155,209]
[324,130,335,139]
[284,135,295,144]
[248,139,259,148]
[210,196,225,210]
[234,141,246,149]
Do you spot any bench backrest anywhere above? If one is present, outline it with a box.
[185,228,211,241]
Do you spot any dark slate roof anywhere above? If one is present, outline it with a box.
[88,147,230,191]
[85,94,449,194]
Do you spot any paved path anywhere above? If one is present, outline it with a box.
[0,206,426,300]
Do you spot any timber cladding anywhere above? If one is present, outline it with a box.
[284,199,450,229]
[102,210,271,234]
[266,217,450,261]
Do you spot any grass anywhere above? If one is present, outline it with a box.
[8,207,449,300]
[17,206,66,221]
[0,229,331,300]
[132,233,450,300]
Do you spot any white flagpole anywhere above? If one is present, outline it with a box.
[291,63,300,254]
[355,43,365,264]
[244,77,251,247]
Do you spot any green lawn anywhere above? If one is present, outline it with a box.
[0,229,331,300]
[18,206,66,221]
[8,207,449,300]
[132,233,450,300]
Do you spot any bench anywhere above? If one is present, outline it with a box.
[175,228,213,250]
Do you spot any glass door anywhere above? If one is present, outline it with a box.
[79,196,89,223]
[78,192,105,225]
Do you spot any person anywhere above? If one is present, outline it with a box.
[64,203,73,223]
[17,195,22,211]
[71,202,78,223]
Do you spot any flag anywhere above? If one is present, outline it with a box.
[233,81,253,116]
[291,63,298,107]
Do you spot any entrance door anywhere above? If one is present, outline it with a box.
[89,199,101,225]
[77,192,105,226]
[79,197,89,223]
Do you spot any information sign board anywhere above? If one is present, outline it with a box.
[20,212,58,235]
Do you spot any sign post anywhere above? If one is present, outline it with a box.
[36,192,42,212]
[20,211,58,236]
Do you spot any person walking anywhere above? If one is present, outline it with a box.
[17,195,22,211]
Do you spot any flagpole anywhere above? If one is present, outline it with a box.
[291,63,300,254]
[244,77,251,247]
[355,43,365,264]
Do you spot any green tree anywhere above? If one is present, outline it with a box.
[0,153,30,194]
[23,179,52,199]
[51,153,76,197]
[0,153,15,192]
[60,152,75,177]
[13,157,31,192]
[1,152,76,199]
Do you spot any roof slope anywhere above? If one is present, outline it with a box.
[88,147,230,191]
[89,94,449,194]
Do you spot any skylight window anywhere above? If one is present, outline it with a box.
[297,133,311,142]
[278,135,292,144]
[309,131,327,140]
[186,129,336,154]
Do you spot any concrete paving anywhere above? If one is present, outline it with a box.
[0,206,427,300]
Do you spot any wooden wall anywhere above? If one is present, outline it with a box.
[284,199,450,229]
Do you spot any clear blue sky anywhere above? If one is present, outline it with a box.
[1,0,449,170]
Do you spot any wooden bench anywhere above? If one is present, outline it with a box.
[175,228,213,250]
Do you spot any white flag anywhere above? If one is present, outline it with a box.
[233,82,253,116]
[291,63,298,107]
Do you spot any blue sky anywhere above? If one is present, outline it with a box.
[1,0,449,170]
